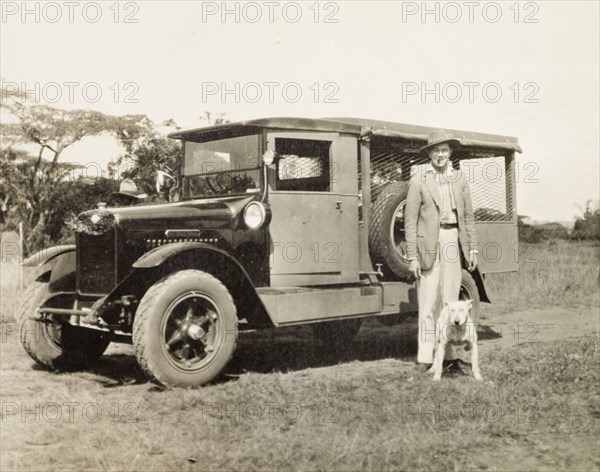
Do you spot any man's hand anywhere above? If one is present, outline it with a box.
[409,260,421,279]
[468,251,478,272]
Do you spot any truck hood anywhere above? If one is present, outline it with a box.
[77,195,257,233]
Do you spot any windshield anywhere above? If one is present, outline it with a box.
[182,134,261,198]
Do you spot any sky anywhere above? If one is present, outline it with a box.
[1,0,598,221]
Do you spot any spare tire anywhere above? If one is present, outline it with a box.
[369,181,413,281]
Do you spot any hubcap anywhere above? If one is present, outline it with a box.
[161,293,221,371]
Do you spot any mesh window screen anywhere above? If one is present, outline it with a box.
[460,155,511,222]
[366,138,512,222]
[278,156,324,180]
[368,142,422,199]
[275,138,331,191]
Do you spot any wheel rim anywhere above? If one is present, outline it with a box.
[42,319,65,350]
[390,200,409,262]
[160,292,222,372]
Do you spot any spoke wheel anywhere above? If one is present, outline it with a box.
[133,270,238,388]
[161,293,222,371]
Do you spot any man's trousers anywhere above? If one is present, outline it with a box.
[416,227,462,364]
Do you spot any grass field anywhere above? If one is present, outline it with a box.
[1,239,599,471]
[482,240,600,313]
[1,326,598,471]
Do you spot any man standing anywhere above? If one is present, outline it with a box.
[404,130,478,370]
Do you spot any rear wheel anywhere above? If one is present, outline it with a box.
[133,270,238,388]
[311,319,363,346]
[19,280,110,371]
[459,270,481,322]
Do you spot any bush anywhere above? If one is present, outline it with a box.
[571,202,600,241]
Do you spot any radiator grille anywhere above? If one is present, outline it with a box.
[78,229,116,294]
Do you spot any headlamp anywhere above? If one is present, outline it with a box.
[243,202,270,230]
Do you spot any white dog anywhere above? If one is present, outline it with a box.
[431,300,482,381]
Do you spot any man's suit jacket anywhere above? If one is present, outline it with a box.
[404,164,478,271]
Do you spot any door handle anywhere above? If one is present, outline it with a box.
[336,201,342,210]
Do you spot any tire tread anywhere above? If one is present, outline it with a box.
[368,181,412,280]
[133,269,237,388]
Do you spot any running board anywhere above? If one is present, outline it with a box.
[257,286,382,326]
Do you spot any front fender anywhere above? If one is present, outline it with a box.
[122,242,273,328]
[133,242,234,268]
[22,245,76,267]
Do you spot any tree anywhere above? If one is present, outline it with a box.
[110,113,230,197]
[111,137,182,196]
[0,83,155,252]
[200,111,230,126]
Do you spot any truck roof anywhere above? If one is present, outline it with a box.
[168,117,522,153]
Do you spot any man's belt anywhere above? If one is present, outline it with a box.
[440,223,458,229]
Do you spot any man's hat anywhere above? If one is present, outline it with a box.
[112,179,147,199]
[419,130,461,154]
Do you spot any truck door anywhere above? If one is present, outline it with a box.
[266,132,359,286]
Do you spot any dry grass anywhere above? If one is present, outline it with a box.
[484,240,600,315]
[1,330,598,471]
[0,262,38,324]
[1,240,599,471]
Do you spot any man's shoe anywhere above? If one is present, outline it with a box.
[415,363,432,373]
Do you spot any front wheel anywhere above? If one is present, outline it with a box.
[133,270,238,388]
[19,280,110,371]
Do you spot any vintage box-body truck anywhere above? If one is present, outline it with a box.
[19,117,521,387]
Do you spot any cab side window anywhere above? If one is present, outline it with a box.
[274,138,331,192]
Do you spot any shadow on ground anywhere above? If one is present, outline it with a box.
[70,319,502,387]
[228,320,419,375]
